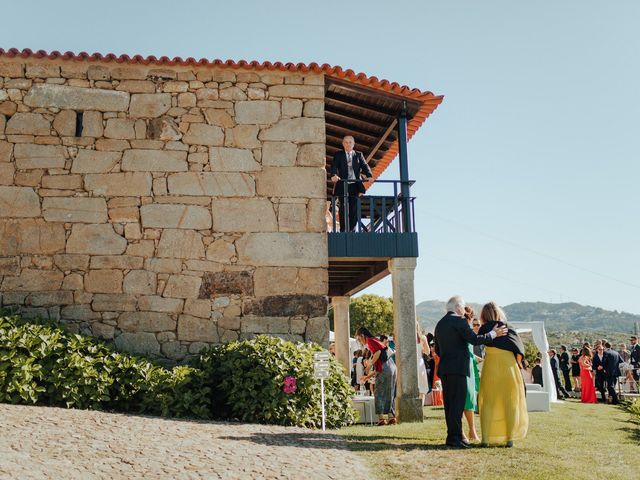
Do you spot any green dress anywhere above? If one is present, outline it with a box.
[465,343,480,411]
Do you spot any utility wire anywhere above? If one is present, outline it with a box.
[423,209,640,290]
[424,253,576,302]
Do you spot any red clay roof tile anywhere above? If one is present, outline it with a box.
[0,48,444,180]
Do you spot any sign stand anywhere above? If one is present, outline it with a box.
[320,377,326,431]
[314,351,330,431]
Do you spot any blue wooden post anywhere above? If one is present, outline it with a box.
[397,102,411,233]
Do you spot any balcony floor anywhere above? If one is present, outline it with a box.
[328,258,390,297]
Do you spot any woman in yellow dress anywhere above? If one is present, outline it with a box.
[477,302,528,447]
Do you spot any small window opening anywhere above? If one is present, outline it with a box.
[75,112,84,137]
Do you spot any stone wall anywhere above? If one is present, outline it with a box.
[0,58,329,359]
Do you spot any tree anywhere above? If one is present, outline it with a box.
[524,341,540,367]
[347,294,394,337]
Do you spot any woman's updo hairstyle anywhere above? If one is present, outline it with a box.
[463,306,475,322]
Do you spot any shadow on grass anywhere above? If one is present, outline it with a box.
[615,402,640,442]
[220,432,452,451]
[620,426,640,442]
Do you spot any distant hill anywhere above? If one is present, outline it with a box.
[417,300,640,336]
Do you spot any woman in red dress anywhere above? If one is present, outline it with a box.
[579,346,597,403]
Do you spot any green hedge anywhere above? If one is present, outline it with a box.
[0,313,355,428]
[0,313,210,417]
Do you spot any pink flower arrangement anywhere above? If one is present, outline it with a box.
[283,376,297,394]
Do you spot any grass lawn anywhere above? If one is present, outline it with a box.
[339,400,639,480]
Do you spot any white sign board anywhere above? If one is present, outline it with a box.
[314,361,329,371]
[313,350,330,430]
[314,352,330,361]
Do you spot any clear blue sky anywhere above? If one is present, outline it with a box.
[3,0,639,313]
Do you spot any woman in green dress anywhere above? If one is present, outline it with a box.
[463,306,481,442]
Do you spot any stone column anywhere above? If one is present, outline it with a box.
[390,257,423,423]
[331,296,351,375]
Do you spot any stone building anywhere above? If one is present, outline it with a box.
[0,48,442,421]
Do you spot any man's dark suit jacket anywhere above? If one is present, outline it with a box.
[330,150,373,195]
[434,312,495,377]
[592,353,606,377]
[603,349,621,378]
[630,344,640,367]
[559,351,570,371]
[549,355,559,372]
[532,365,543,386]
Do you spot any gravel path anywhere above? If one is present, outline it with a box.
[0,404,371,479]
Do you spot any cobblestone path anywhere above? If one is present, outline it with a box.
[0,404,370,479]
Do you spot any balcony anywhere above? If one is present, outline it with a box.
[327,179,418,257]
[327,179,418,297]
[321,70,442,422]
[323,77,440,297]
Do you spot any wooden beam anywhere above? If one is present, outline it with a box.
[325,109,389,131]
[327,77,423,111]
[325,126,380,145]
[367,119,397,163]
[325,115,386,138]
[326,135,376,155]
[344,268,389,296]
[325,92,399,118]
[326,146,389,159]
[342,265,390,297]
[329,286,348,297]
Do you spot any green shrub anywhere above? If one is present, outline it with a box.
[194,335,357,429]
[0,314,356,428]
[627,398,640,419]
[0,313,210,418]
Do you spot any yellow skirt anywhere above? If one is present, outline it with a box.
[478,347,529,444]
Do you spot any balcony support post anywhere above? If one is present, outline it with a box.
[390,257,423,422]
[331,295,351,375]
[397,102,411,233]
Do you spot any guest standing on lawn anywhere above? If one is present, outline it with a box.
[434,296,507,449]
[356,327,397,426]
[559,345,572,392]
[477,302,529,448]
[603,342,622,405]
[549,349,569,400]
[416,322,430,405]
[532,357,543,386]
[592,344,607,402]
[579,347,597,403]
[462,306,481,442]
[570,347,582,391]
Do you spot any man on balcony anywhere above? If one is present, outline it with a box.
[330,135,373,232]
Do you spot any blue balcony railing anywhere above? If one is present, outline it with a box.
[328,179,418,258]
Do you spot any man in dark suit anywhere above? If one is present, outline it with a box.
[548,349,569,399]
[330,135,373,232]
[603,342,622,404]
[592,344,607,402]
[559,345,572,392]
[630,335,640,381]
[532,358,543,386]
[434,296,507,449]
